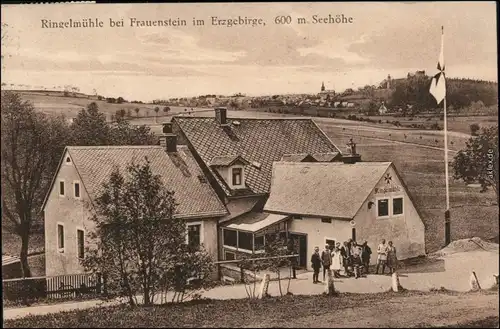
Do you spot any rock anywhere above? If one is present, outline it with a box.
[324,269,336,296]
[392,272,403,292]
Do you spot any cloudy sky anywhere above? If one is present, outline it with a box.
[1,2,497,101]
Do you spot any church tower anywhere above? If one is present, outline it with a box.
[321,81,325,92]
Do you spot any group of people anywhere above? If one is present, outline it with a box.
[310,238,398,283]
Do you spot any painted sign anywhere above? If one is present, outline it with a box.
[375,186,401,194]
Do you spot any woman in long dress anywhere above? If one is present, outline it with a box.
[331,242,343,278]
[386,241,398,274]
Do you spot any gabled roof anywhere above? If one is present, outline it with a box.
[42,145,228,219]
[173,117,341,197]
[209,155,250,167]
[264,162,393,219]
[281,153,314,162]
[311,152,341,162]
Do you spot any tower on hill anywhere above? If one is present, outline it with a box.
[321,81,325,92]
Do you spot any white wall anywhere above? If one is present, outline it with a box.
[289,217,351,271]
[353,165,426,263]
[285,165,426,270]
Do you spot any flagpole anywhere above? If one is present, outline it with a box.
[442,26,451,246]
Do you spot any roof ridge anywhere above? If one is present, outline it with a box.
[66,145,189,150]
[275,161,392,166]
[174,116,313,121]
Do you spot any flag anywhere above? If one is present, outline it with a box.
[430,27,446,104]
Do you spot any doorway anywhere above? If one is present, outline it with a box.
[290,233,307,269]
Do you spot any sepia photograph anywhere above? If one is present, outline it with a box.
[1,1,498,328]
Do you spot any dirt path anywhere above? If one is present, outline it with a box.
[250,293,499,328]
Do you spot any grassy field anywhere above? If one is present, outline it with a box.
[3,290,498,328]
[10,90,210,119]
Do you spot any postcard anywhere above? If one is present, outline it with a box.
[1,2,498,328]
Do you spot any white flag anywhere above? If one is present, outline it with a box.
[430,27,446,104]
[430,74,446,105]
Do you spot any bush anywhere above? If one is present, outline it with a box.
[470,123,480,136]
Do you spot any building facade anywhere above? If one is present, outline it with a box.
[42,143,227,277]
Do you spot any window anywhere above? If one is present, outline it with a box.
[232,168,242,186]
[393,197,404,215]
[223,229,237,248]
[59,181,65,196]
[225,251,235,261]
[238,231,253,251]
[74,182,80,198]
[65,156,71,164]
[377,198,389,217]
[254,235,265,250]
[187,224,201,249]
[57,224,64,252]
[291,215,302,220]
[325,239,336,250]
[77,229,84,259]
[321,218,332,224]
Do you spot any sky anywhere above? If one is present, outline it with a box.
[1,2,498,102]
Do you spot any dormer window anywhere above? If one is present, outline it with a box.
[209,155,250,190]
[232,168,242,186]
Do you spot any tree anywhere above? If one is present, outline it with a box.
[261,235,291,297]
[452,126,498,199]
[134,108,140,117]
[117,97,125,104]
[154,107,160,123]
[82,160,214,305]
[1,91,71,277]
[163,106,170,114]
[71,102,110,145]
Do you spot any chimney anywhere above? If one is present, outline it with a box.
[215,107,228,125]
[342,138,361,164]
[162,123,173,134]
[159,133,177,153]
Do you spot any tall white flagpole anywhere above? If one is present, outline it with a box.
[441,26,451,245]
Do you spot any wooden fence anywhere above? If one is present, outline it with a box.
[2,272,105,302]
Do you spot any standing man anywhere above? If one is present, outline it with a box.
[361,240,372,274]
[376,239,388,274]
[341,241,351,277]
[321,244,332,281]
[311,246,322,283]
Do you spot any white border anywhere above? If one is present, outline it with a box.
[56,222,65,253]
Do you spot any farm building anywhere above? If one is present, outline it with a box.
[41,143,227,277]
[264,161,426,270]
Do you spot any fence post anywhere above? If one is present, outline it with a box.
[96,273,102,294]
[240,265,245,283]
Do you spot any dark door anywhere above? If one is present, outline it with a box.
[290,233,307,269]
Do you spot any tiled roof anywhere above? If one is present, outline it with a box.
[281,153,311,162]
[264,162,392,219]
[173,117,341,196]
[219,197,262,223]
[65,145,227,219]
[210,155,250,167]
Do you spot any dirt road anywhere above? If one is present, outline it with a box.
[249,292,499,328]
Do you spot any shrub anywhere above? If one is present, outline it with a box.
[470,123,480,136]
